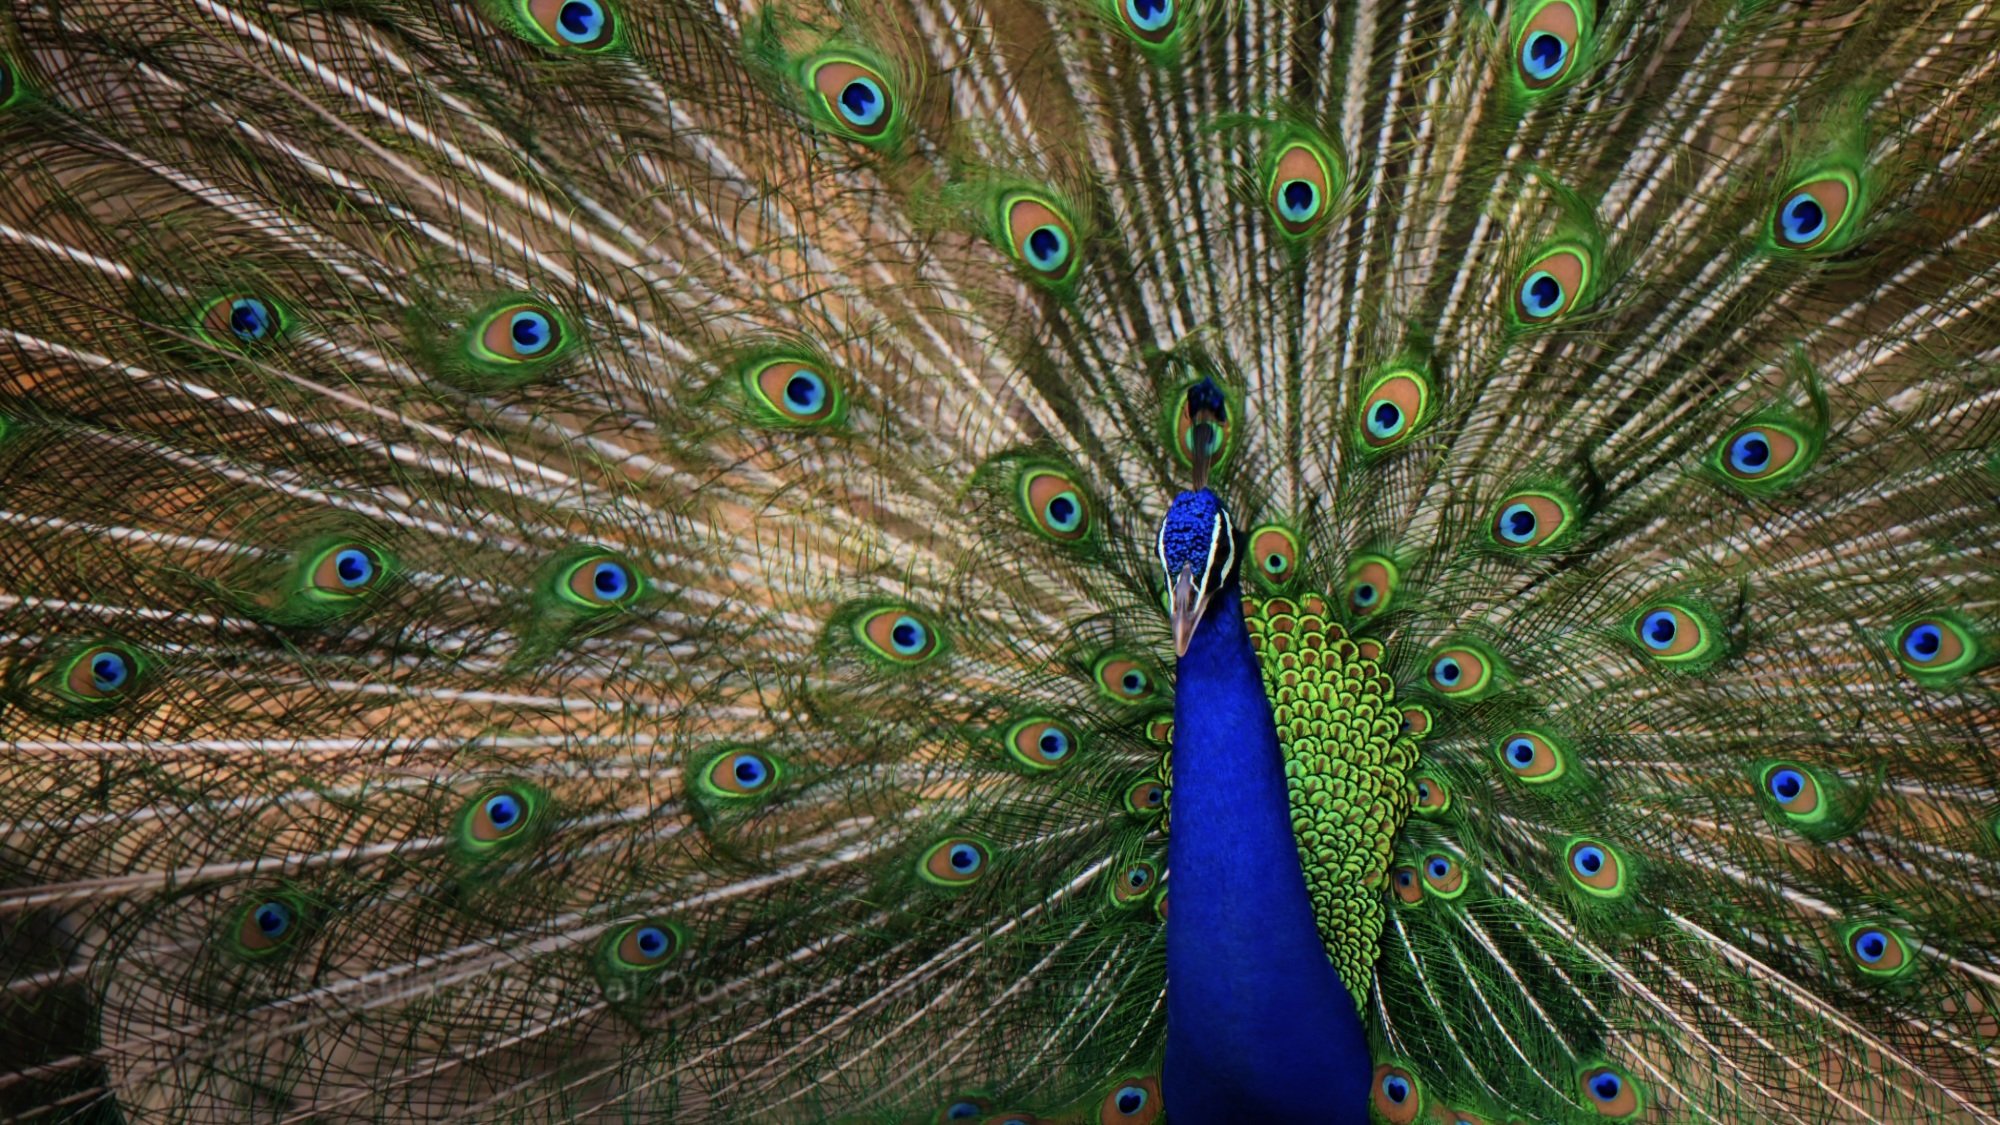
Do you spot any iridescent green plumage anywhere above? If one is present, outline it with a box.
[0,1,1995,1122]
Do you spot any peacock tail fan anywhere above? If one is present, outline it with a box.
[0,0,1995,1122]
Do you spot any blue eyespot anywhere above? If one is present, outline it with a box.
[1025,225,1070,272]
[1519,271,1565,318]
[1128,0,1168,30]
[731,754,769,790]
[1382,1074,1411,1103]
[229,297,273,341]
[91,652,131,693]
[1768,769,1804,802]
[1045,494,1081,532]
[509,310,553,356]
[1779,193,1827,245]
[556,0,605,43]
[633,925,669,959]
[1367,401,1405,440]
[948,843,982,873]
[332,548,375,588]
[947,1105,982,1121]
[1729,430,1772,473]
[837,77,885,127]
[1277,179,1319,223]
[1124,0,1173,32]
[1114,1085,1148,1114]
[1590,1072,1623,1102]
[485,793,522,830]
[1571,845,1605,878]
[254,901,293,938]
[1507,738,1536,767]
[1497,503,1538,544]
[592,561,631,601]
[784,370,826,412]
[1431,657,1461,685]
[1853,929,1887,963]
[1122,670,1147,694]
[1353,582,1379,607]
[1427,858,1450,880]
[1903,623,1942,662]
[1521,30,1568,81]
[1038,729,1070,760]
[889,615,928,656]
[1641,610,1678,650]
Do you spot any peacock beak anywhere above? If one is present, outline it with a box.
[1170,565,1212,658]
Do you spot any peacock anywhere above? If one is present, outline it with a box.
[2,0,1998,1120]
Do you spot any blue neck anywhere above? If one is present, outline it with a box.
[1164,581,1371,1120]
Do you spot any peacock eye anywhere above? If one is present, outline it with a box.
[1565,839,1625,896]
[1771,170,1859,252]
[1390,864,1424,904]
[1370,1064,1421,1123]
[1411,774,1450,815]
[1004,194,1080,282]
[1513,246,1590,323]
[944,1100,987,1120]
[1266,140,1338,236]
[1420,853,1467,897]
[1844,924,1912,976]
[454,782,546,862]
[1397,706,1431,737]
[63,644,140,701]
[1344,554,1398,617]
[1248,525,1300,588]
[1760,764,1821,817]
[1098,1075,1161,1122]
[920,837,991,886]
[236,897,298,952]
[200,293,286,347]
[1425,644,1494,698]
[1715,421,1810,485]
[1007,718,1079,771]
[1516,0,1584,90]
[1498,730,1565,782]
[1579,1066,1641,1117]
[1119,0,1176,40]
[1173,382,1233,468]
[308,542,386,596]
[1094,655,1155,704]
[476,301,568,363]
[472,790,530,840]
[809,57,895,139]
[1631,603,1711,662]
[1124,777,1167,816]
[1489,489,1575,550]
[702,748,782,798]
[857,606,942,664]
[1020,469,1091,541]
[611,919,682,969]
[1109,861,1158,906]
[748,357,843,425]
[1895,617,1972,675]
[561,553,641,609]
[1356,369,1432,451]
[522,0,617,49]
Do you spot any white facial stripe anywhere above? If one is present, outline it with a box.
[1199,508,1222,594]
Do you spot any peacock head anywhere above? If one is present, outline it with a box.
[1158,489,1237,658]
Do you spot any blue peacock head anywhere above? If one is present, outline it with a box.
[1157,378,1238,656]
